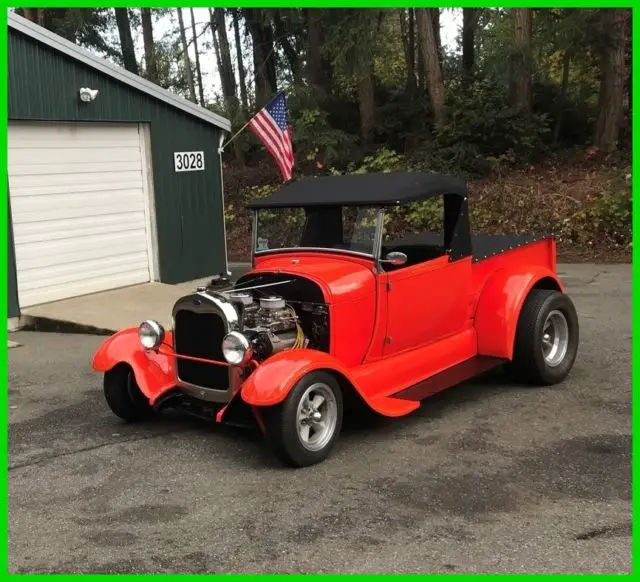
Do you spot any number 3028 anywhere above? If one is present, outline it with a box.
[174,151,205,172]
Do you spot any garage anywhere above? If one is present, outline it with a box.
[9,122,155,307]
[8,12,232,321]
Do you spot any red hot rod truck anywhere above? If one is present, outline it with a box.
[92,172,579,467]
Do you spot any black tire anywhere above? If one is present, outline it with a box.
[507,288,579,385]
[264,371,343,467]
[104,364,156,421]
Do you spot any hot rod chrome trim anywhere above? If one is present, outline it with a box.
[253,247,376,259]
[172,292,241,402]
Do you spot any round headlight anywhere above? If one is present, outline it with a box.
[222,331,252,365]
[138,320,165,350]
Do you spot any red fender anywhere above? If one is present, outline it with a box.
[92,328,177,405]
[240,349,419,417]
[474,266,565,360]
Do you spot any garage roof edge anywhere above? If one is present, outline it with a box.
[8,12,232,133]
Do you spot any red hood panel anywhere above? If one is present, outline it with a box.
[251,253,376,303]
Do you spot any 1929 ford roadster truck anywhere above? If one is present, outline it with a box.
[92,172,579,467]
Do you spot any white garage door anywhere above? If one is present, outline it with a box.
[8,122,154,308]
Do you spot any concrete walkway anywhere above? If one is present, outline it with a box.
[15,263,629,336]
[19,263,250,335]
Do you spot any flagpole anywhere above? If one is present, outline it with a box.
[218,119,251,154]
[217,90,284,154]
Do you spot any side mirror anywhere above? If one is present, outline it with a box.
[380,251,407,266]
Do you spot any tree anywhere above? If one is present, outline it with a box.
[509,8,532,112]
[140,8,158,82]
[189,8,205,105]
[462,8,479,77]
[114,8,138,75]
[231,10,249,114]
[244,9,277,108]
[176,7,196,103]
[400,9,417,95]
[273,10,302,83]
[305,9,332,100]
[593,9,628,152]
[416,8,446,127]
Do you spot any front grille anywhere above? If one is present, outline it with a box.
[174,309,230,391]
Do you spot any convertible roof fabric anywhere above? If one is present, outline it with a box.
[246,172,467,209]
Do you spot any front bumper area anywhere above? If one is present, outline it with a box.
[92,327,253,421]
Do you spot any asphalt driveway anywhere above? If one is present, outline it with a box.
[8,264,631,573]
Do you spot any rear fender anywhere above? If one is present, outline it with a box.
[474,266,565,360]
[92,328,177,404]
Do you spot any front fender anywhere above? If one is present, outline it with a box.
[474,266,565,359]
[240,349,360,407]
[92,328,177,404]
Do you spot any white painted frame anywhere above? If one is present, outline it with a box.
[138,123,160,281]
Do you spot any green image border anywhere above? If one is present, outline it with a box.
[2,1,635,577]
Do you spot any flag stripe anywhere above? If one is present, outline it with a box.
[247,92,294,182]
[249,115,290,179]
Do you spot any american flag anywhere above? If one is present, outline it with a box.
[248,91,294,182]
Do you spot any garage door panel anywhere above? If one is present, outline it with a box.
[9,161,143,177]
[11,190,147,214]
[9,170,145,190]
[18,252,150,289]
[9,122,152,308]
[13,212,147,245]
[18,270,152,308]
[9,146,143,166]
[16,232,149,267]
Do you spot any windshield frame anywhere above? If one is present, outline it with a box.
[250,207,385,264]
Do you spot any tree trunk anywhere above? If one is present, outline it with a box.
[305,9,331,100]
[177,8,196,103]
[509,8,532,113]
[189,8,205,105]
[553,50,571,143]
[358,73,375,146]
[594,9,628,152]
[430,9,442,65]
[244,9,277,108]
[141,8,158,83]
[232,10,249,114]
[273,10,301,83]
[400,9,416,95]
[114,8,139,75]
[416,8,446,128]
[462,8,477,78]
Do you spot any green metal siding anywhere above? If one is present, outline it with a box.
[8,30,227,284]
[8,194,20,318]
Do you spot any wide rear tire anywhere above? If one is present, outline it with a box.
[104,364,156,421]
[507,289,579,385]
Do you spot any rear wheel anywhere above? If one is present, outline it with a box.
[104,364,156,421]
[508,289,579,385]
[265,371,343,467]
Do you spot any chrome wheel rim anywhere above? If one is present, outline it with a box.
[296,383,338,452]
[541,310,569,367]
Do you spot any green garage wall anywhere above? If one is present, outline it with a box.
[8,30,228,284]
[8,195,20,318]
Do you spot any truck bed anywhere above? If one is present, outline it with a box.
[384,232,543,263]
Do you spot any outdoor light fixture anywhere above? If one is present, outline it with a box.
[79,87,98,102]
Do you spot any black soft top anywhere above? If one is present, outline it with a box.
[247,172,467,209]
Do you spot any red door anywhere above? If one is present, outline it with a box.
[383,256,472,357]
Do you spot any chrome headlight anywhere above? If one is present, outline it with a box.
[138,320,165,350]
[222,331,252,365]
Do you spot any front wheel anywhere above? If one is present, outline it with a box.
[264,371,343,467]
[104,364,156,421]
[508,289,579,385]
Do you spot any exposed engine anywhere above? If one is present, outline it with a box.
[224,290,328,361]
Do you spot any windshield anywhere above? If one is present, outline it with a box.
[254,206,380,256]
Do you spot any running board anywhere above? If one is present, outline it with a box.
[393,356,505,402]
